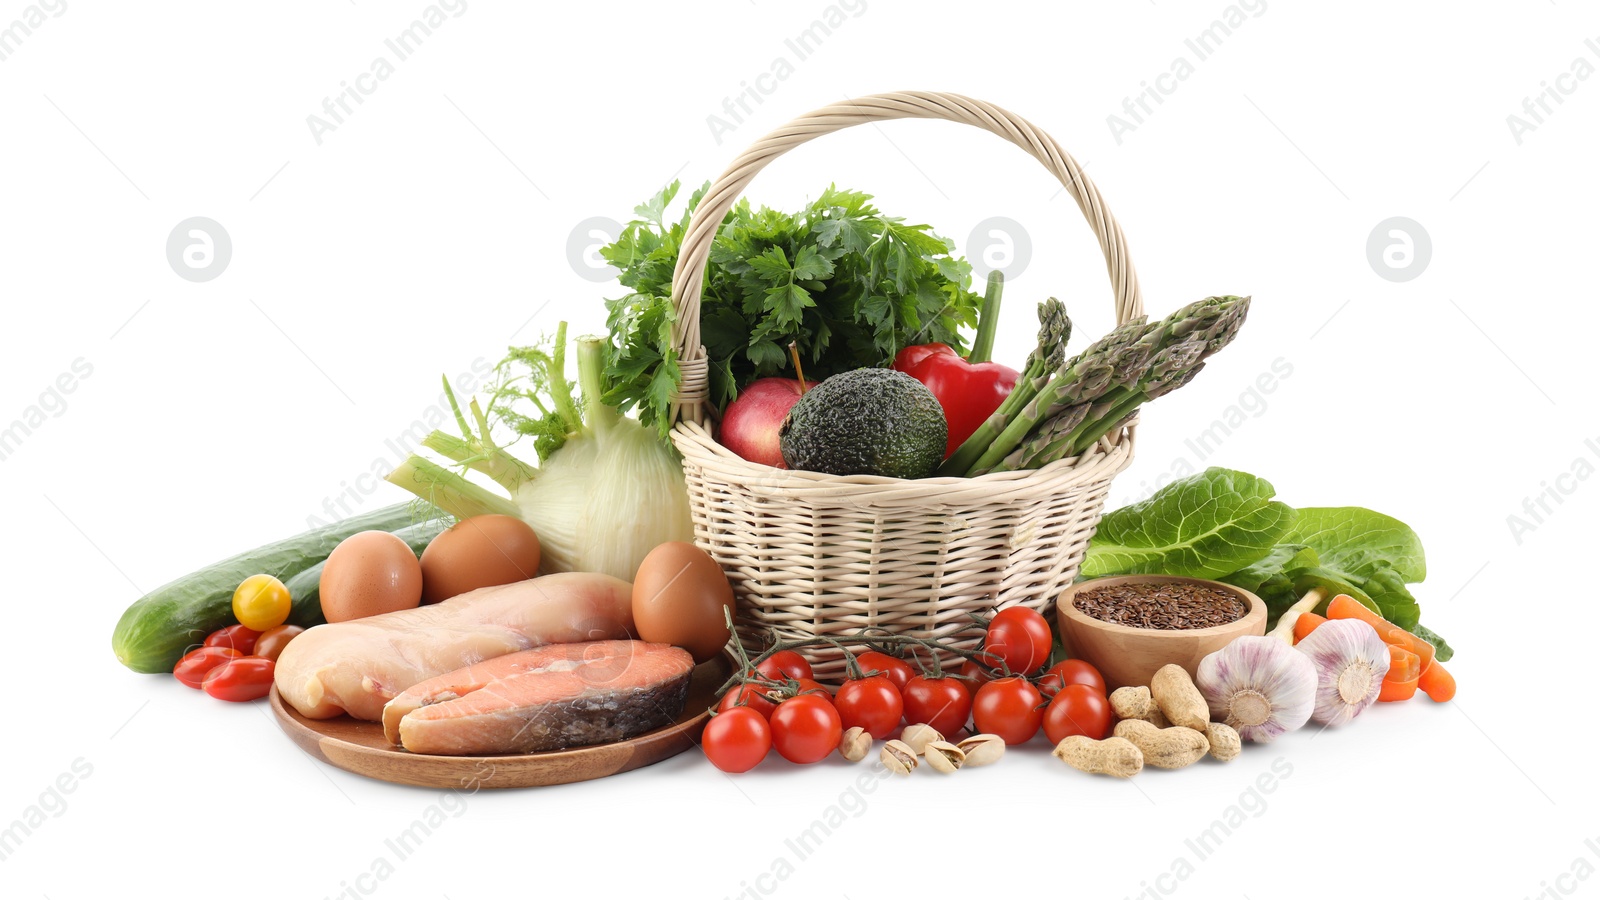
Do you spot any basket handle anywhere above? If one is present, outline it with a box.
[667,90,1144,426]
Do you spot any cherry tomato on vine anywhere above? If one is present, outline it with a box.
[834,675,904,739]
[1042,684,1112,744]
[788,678,833,701]
[173,646,241,689]
[201,657,276,702]
[958,658,999,696]
[769,694,842,764]
[1038,659,1106,698]
[901,675,973,736]
[972,677,1045,745]
[755,650,814,682]
[718,683,779,720]
[981,607,1053,676]
[203,624,261,655]
[855,651,915,692]
[703,706,772,773]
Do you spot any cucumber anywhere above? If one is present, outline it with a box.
[281,520,446,628]
[111,503,439,673]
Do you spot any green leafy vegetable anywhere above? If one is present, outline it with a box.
[1280,507,1426,632]
[1080,468,1297,580]
[1222,543,1315,593]
[1220,543,1318,618]
[1413,623,1454,662]
[1220,546,1412,630]
[1282,507,1427,584]
[600,181,984,433]
[1086,468,1453,659]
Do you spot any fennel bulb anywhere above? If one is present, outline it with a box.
[386,323,693,582]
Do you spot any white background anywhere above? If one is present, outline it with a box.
[3,1,1596,898]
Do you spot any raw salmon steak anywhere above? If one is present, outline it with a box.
[384,640,695,755]
[274,573,635,721]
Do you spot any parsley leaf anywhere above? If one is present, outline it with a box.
[602,181,983,434]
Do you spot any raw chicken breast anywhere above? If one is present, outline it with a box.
[384,640,695,755]
[274,573,634,721]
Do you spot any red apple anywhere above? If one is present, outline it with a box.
[718,377,817,468]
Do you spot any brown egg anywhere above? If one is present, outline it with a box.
[320,531,424,623]
[631,542,734,664]
[419,515,542,604]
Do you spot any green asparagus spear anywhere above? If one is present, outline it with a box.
[937,298,1072,476]
[988,402,1092,472]
[1056,297,1247,460]
[959,319,1166,475]
[962,295,1250,476]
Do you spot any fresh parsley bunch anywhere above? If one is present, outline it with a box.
[600,181,983,434]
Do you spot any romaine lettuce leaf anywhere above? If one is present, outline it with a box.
[1283,507,1427,583]
[1221,544,1317,620]
[1279,507,1426,631]
[1082,468,1297,580]
[1352,564,1422,632]
[1413,623,1455,662]
[1086,472,1451,658]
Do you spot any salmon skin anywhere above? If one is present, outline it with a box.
[384,640,696,756]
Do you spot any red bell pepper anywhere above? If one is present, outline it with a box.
[893,345,1018,458]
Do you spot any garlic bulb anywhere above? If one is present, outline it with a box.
[1195,636,1316,743]
[1295,618,1391,727]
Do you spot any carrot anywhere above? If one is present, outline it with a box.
[1325,593,1393,634]
[1388,626,1434,674]
[1386,644,1421,683]
[1419,659,1457,702]
[1380,673,1421,702]
[1292,612,1326,644]
[1378,644,1421,702]
[1327,594,1452,702]
[1326,595,1427,660]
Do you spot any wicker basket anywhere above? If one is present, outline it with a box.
[666,91,1144,682]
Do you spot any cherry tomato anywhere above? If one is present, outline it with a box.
[173,647,242,689]
[958,658,999,696]
[718,683,779,720]
[202,657,276,702]
[755,650,814,682]
[702,706,772,773]
[972,677,1045,745]
[901,675,973,736]
[982,606,1053,676]
[789,678,833,701]
[855,651,915,692]
[232,574,292,632]
[1042,684,1113,744]
[253,624,305,663]
[834,676,904,739]
[1038,659,1106,698]
[203,624,261,655]
[768,694,842,764]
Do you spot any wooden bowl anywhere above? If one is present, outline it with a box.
[1056,575,1266,691]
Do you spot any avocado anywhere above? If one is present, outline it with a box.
[778,368,947,479]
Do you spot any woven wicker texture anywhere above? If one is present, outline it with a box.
[666,91,1144,681]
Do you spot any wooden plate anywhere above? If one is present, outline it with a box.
[269,652,730,789]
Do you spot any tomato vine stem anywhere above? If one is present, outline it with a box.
[714,611,999,699]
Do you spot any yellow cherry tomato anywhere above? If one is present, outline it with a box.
[232,574,292,632]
